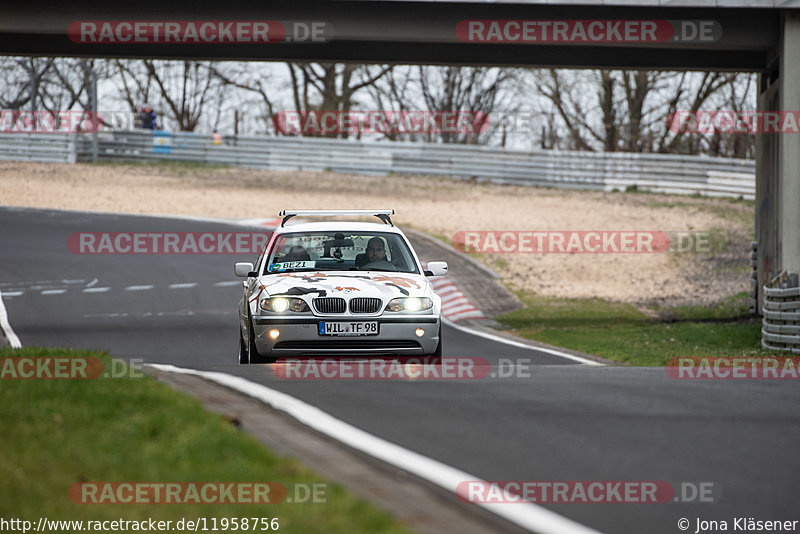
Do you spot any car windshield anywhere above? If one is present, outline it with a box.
[264,231,419,274]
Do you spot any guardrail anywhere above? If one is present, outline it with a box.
[762,272,800,353]
[0,130,755,199]
[61,130,755,200]
[0,133,76,164]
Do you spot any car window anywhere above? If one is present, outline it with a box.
[263,231,419,274]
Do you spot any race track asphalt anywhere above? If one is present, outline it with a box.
[2,207,798,534]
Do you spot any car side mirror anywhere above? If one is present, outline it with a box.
[425,261,448,277]
[234,262,255,277]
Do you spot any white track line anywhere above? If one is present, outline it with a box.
[125,285,154,291]
[2,282,239,297]
[169,283,198,289]
[443,317,602,366]
[0,290,22,348]
[147,363,602,534]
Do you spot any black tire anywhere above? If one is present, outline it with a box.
[429,323,443,358]
[247,312,276,364]
[238,325,249,364]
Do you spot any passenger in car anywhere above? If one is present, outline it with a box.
[284,245,311,261]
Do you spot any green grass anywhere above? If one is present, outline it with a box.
[638,196,755,229]
[0,347,412,534]
[93,159,230,173]
[662,292,752,321]
[498,292,775,366]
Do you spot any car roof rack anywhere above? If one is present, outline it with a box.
[278,209,395,227]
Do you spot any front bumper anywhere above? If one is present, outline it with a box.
[252,315,440,356]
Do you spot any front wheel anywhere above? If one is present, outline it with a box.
[238,326,249,364]
[428,324,442,358]
[246,312,276,364]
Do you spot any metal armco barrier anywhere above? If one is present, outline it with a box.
[61,130,754,199]
[762,272,800,353]
[0,130,755,198]
[0,133,76,164]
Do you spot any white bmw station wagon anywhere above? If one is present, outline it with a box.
[235,210,448,364]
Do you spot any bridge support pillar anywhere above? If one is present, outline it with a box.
[756,11,800,308]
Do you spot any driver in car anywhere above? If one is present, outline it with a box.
[365,237,387,263]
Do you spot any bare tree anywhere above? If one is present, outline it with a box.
[209,62,278,134]
[718,74,756,158]
[284,62,392,138]
[112,59,221,131]
[621,70,665,152]
[112,60,154,114]
[416,66,519,144]
[531,68,753,156]
[532,69,597,150]
[654,71,741,155]
[0,57,54,110]
[366,67,417,141]
[366,65,521,145]
[0,57,113,132]
[7,55,754,156]
[40,58,105,113]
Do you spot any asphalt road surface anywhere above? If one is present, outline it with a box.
[3,207,799,534]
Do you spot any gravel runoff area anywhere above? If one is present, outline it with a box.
[0,161,753,309]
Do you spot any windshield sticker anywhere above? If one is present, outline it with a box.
[269,260,316,272]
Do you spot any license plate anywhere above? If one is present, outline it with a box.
[319,321,379,336]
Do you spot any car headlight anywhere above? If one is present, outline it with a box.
[385,297,433,313]
[260,297,309,313]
